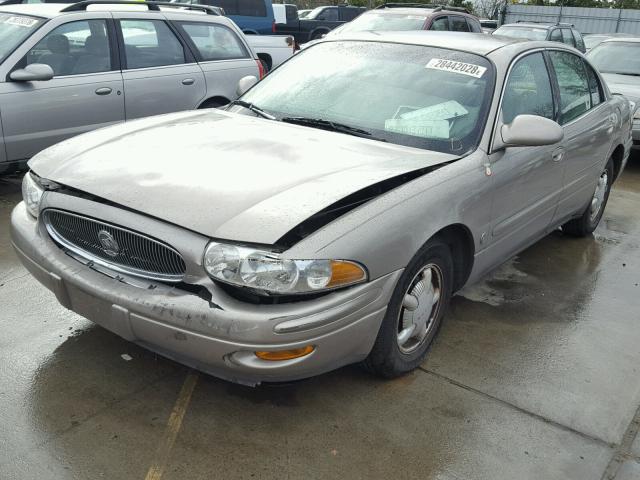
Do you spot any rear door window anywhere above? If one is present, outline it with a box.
[318,8,338,21]
[430,16,448,31]
[450,16,470,32]
[120,20,186,69]
[177,22,249,61]
[340,8,362,21]
[549,50,592,124]
[561,28,575,47]
[466,18,481,33]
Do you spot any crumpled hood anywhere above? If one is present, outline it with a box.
[601,73,640,102]
[30,109,456,245]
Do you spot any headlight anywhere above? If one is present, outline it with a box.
[22,172,44,218]
[203,242,367,295]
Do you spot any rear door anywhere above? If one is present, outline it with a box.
[173,20,257,104]
[547,49,613,223]
[114,13,206,120]
[0,15,124,162]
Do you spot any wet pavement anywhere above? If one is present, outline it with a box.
[1,159,639,480]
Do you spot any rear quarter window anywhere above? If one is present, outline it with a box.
[177,22,249,61]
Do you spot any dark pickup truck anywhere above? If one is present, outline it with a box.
[276,4,366,43]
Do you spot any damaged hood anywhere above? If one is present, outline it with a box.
[31,109,456,245]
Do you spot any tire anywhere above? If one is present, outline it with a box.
[310,31,326,41]
[363,239,453,378]
[562,158,614,237]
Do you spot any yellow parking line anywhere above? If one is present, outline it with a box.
[144,371,199,480]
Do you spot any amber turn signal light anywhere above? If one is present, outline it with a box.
[328,260,366,288]
[255,345,315,361]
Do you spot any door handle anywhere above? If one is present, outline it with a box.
[552,148,565,162]
[182,78,195,86]
[95,87,112,96]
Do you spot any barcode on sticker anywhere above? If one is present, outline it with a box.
[3,16,38,27]
[426,58,486,78]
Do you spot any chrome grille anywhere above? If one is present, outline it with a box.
[43,209,186,282]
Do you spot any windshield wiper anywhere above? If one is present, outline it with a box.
[281,116,383,141]
[227,100,276,120]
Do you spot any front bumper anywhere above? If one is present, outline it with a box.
[11,202,401,385]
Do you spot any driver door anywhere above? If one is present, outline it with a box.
[0,17,124,162]
[485,52,565,260]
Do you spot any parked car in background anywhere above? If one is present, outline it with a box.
[12,32,631,385]
[480,18,497,33]
[583,32,637,52]
[244,32,295,71]
[587,37,640,147]
[168,0,294,69]
[493,22,586,53]
[275,3,365,43]
[0,1,262,174]
[323,4,482,38]
[189,0,275,33]
[297,8,311,18]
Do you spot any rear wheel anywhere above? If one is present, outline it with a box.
[364,239,453,378]
[562,158,614,236]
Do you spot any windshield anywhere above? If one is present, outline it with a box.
[588,41,640,75]
[0,13,44,64]
[237,41,494,155]
[338,12,427,34]
[493,26,547,41]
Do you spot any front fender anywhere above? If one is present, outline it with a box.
[285,152,490,282]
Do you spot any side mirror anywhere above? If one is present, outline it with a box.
[499,114,564,148]
[10,63,54,82]
[236,75,258,97]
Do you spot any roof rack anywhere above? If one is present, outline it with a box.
[515,20,574,27]
[375,3,470,13]
[60,1,221,15]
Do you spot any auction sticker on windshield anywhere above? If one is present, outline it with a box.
[2,16,38,27]
[426,58,486,78]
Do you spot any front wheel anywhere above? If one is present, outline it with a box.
[363,239,453,378]
[562,158,614,237]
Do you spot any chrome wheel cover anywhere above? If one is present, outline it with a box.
[397,264,443,354]
[590,170,608,222]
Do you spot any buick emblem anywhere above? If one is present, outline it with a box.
[98,230,119,257]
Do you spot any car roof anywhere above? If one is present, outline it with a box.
[325,31,524,56]
[0,2,220,19]
[364,7,470,16]
[0,3,69,19]
[600,37,640,44]
[499,22,554,30]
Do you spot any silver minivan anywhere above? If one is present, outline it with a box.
[0,1,261,173]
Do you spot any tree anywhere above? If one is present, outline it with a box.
[474,0,506,19]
